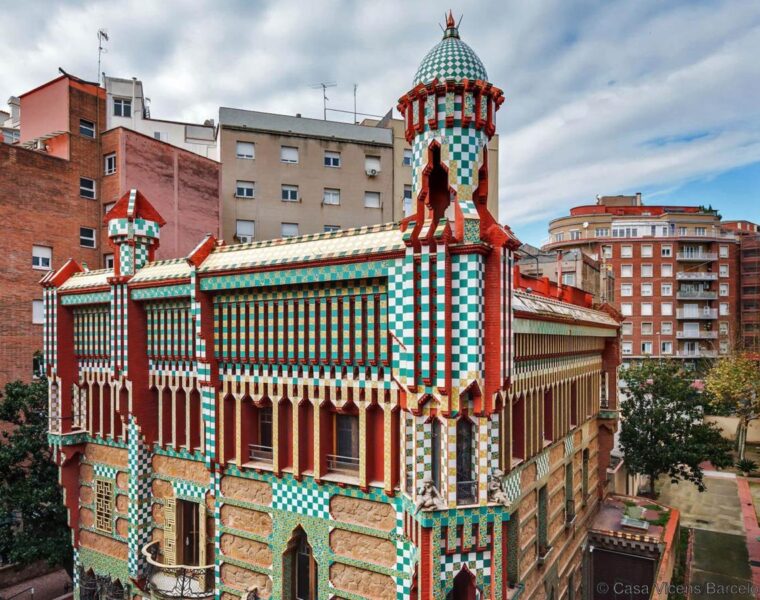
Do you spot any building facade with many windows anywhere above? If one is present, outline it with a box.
[44,17,620,600]
[544,195,740,365]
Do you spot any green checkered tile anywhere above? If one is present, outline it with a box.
[414,35,488,85]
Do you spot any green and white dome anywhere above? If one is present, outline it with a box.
[413,17,488,85]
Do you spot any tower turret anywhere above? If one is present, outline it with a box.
[105,188,166,277]
[398,11,504,242]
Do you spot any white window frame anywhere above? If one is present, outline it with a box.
[620,264,633,278]
[104,153,116,176]
[622,341,633,355]
[104,253,114,269]
[236,141,255,159]
[641,264,653,278]
[641,322,654,335]
[79,119,96,138]
[602,245,612,258]
[364,155,381,175]
[641,303,653,316]
[661,244,673,257]
[661,341,673,355]
[280,146,299,164]
[719,245,729,258]
[719,264,729,277]
[32,300,44,325]
[661,321,673,335]
[281,185,299,202]
[113,98,132,118]
[323,188,340,206]
[32,245,52,270]
[621,245,633,258]
[622,322,633,336]
[80,177,96,199]
[641,244,653,258]
[720,302,729,316]
[641,283,653,297]
[236,180,255,198]
[324,225,340,233]
[621,283,633,297]
[621,303,633,316]
[402,149,413,166]
[660,302,673,316]
[661,263,673,277]
[364,191,381,209]
[324,151,341,168]
[641,342,653,355]
[235,219,255,242]
[720,283,729,297]
[281,222,299,238]
[80,227,96,248]
[661,283,673,296]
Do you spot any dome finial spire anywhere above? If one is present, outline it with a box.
[443,10,460,39]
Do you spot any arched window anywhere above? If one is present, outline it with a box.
[447,567,479,600]
[456,418,476,505]
[284,528,317,600]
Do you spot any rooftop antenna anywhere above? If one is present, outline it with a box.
[353,84,357,124]
[310,82,337,120]
[97,29,109,85]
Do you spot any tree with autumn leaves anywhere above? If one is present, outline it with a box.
[705,352,760,460]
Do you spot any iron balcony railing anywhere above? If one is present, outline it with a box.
[142,541,214,599]
[676,272,718,281]
[676,309,718,319]
[677,252,718,261]
[676,291,717,300]
[248,444,273,463]
[676,331,718,339]
[327,453,360,476]
[676,350,718,358]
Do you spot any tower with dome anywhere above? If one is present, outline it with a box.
[42,12,620,600]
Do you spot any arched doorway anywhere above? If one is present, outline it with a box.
[284,527,317,600]
[447,567,479,600]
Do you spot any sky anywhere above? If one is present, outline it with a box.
[2,0,759,245]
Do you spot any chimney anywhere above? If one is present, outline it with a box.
[7,96,20,127]
[296,113,302,118]
[635,192,642,205]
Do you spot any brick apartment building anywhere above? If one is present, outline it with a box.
[544,194,741,366]
[0,72,219,388]
[722,220,760,353]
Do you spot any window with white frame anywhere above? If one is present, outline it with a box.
[596,228,609,237]
[80,227,96,248]
[113,98,131,118]
[570,230,581,240]
[720,341,729,354]
[661,244,673,257]
[719,264,729,277]
[324,151,340,167]
[236,180,255,198]
[695,227,706,236]
[32,245,52,270]
[620,264,633,278]
[622,341,633,355]
[324,225,340,233]
[236,219,255,243]
[641,264,653,277]
[720,283,729,296]
[323,188,340,205]
[661,283,673,296]
[641,303,653,316]
[661,341,673,354]
[661,302,673,316]
[661,263,673,277]
[719,245,729,258]
[79,119,96,138]
[641,283,653,296]
[642,244,653,258]
[720,302,729,316]
[602,245,612,258]
[719,321,729,335]
[562,272,576,286]
[236,141,255,159]
[281,222,299,238]
[403,185,413,215]
[32,300,44,324]
[641,342,653,355]
[555,232,565,242]
[80,177,96,199]
[402,149,413,166]
[104,253,114,269]
[364,191,381,208]
[104,153,116,176]
[621,245,633,258]
[661,322,673,335]
[678,227,687,236]
[364,155,381,174]
[641,322,653,335]
[280,146,299,164]
[154,131,169,142]
[281,184,299,202]
[621,303,633,316]
[621,283,633,297]
[622,322,633,336]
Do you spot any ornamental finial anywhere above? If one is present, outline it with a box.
[446,9,455,28]
[442,10,460,39]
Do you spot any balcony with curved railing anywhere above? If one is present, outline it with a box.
[142,540,214,599]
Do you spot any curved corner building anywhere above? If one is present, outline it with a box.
[43,14,621,600]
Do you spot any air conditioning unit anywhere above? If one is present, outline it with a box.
[234,235,253,244]
[366,168,379,177]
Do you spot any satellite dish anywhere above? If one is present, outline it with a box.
[582,222,589,229]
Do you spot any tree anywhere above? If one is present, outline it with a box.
[705,353,760,460]
[619,360,732,495]
[0,378,72,570]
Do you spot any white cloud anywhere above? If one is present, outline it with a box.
[2,0,759,234]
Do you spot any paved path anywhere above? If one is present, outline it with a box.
[737,477,760,595]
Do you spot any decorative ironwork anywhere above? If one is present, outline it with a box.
[142,540,214,599]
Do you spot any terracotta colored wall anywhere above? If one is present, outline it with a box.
[19,77,70,149]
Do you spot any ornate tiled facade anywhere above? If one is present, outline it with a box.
[43,13,620,600]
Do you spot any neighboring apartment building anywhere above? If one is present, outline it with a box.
[0,72,220,388]
[43,17,621,600]
[545,194,740,364]
[1,96,20,143]
[516,243,615,304]
[104,76,217,158]
[217,108,395,242]
[722,220,760,353]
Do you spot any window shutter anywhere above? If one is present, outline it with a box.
[164,497,177,564]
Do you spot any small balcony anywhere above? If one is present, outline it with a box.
[326,453,360,476]
[677,252,718,262]
[677,309,717,319]
[248,443,273,464]
[677,349,717,358]
[676,330,718,339]
[142,541,214,599]
[676,271,718,281]
[676,290,717,300]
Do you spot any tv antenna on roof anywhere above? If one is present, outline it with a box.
[97,29,109,85]
[310,82,337,120]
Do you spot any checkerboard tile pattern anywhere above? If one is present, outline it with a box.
[127,418,152,578]
[272,478,329,519]
[414,35,488,85]
[440,550,491,584]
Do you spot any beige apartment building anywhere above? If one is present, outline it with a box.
[218,109,500,242]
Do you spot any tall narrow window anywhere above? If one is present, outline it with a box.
[177,499,200,566]
[543,388,553,443]
[104,153,116,176]
[512,395,525,462]
[582,448,589,501]
[537,485,549,558]
[331,413,359,475]
[455,418,476,505]
[80,177,96,199]
[286,529,317,600]
[94,479,114,533]
[565,462,575,523]
[431,419,441,492]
